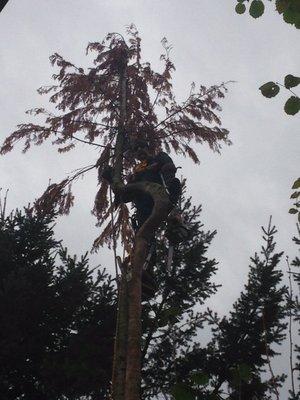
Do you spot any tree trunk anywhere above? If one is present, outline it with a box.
[124,235,147,400]
[113,49,127,186]
[112,271,128,400]
[124,188,171,400]
[111,44,128,400]
[109,43,172,400]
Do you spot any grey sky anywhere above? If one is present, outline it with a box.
[0,0,299,397]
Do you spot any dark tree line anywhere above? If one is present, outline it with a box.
[1,198,298,399]
[0,207,116,400]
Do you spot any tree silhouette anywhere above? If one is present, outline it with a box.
[0,207,116,400]
[168,219,287,400]
[0,190,219,400]
[0,1,9,14]
[0,25,231,399]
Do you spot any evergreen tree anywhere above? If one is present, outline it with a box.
[0,197,291,400]
[141,192,219,399]
[0,207,116,400]
[159,219,287,400]
[0,190,220,400]
[288,224,300,400]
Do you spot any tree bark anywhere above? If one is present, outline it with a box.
[111,44,128,400]
[110,184,171,400]
[124,235,146,400]
[112,270,128,400]
[111,168,171,400]
[124,185,171,400]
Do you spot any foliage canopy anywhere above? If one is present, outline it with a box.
[0,26,231,251]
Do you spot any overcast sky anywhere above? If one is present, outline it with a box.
[0,0,299,396]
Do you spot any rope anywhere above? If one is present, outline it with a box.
[109,186,120,283]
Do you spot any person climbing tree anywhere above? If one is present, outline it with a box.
[102,137,183,300]
[102,138,182,230]
[128,138,182,228]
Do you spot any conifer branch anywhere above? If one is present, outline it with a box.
[141,289,171,360]
[262,311,280,400]
[154,81,233,130]
[286,255,296,397]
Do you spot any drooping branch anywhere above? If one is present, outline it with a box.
[154,81,233,130]
[34,163,96,215]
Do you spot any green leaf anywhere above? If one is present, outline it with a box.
[171,383,195,400]
[290,0,300,13]
[276,0,289,14]
[284,96,300,115]
[284,74,300,89]
[283,8,297,23]
[291,191,300,199]
[236,3,246,13]
[292,178,300,189]
[289,208,298,214]
[191,372,209,385]
[249,0,265,18]
[259,82,280,98]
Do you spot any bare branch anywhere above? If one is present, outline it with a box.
[72,119,116,129]
[71,135,114,149]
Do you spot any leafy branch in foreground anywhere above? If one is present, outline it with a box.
[235,0,300,29]
[289,178,300,223]
[259,75,300,115]
[234,1,300,115]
